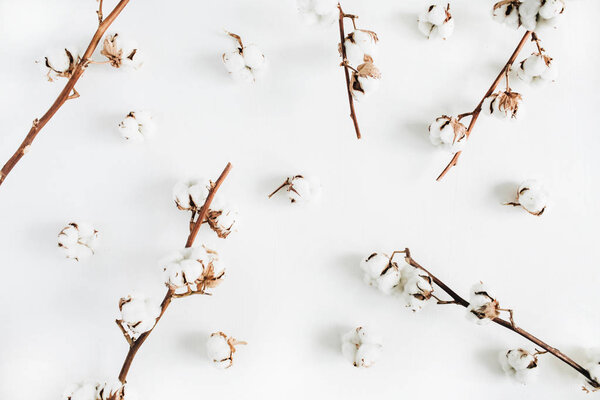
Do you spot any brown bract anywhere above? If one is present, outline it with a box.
[435,115,467,145]
[206,210,234,238]
[488,90,522,118]
[349,60,381,95]
[470,290,501,320]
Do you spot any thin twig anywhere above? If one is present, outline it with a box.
[391,248,597,387]
[436,30,532,181]
[97,0,104,23]
[0,0,130,189]
[117,162,232,384]
[338,3,361,139]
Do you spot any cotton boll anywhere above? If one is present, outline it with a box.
[428,115,467,153]
[518,0,542,31]
[360,253,401,294]
[101,33,142,69]
[522,54,547,77]
[297,0,338,26]
[466,283,500,324]
[499,348,539,384]
[118,111,156,141]
[349,61,381,101]
[288,176,312,202]
[242,44,265,70]
[172,179,211,211]
[207,200,239,238]
[96,380,134,400]
[514,179,548,215]
[538,0,564,20]
[400,265,434,312]
[119,294,161,339]
[58,222,99,261]
[492,2,520,29]
[222,51,245,72]
[418,4,453,40]
[161,246,224,295]
[207,332,246,369]
[41,47,79,81]
[482,91,522,119]
[344,39,365,67]
[341,327,383,368]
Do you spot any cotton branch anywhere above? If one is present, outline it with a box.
[116,162,232,384]
[0,0,130,189]
[436,30,532,181]
[390,248,599,389]
[337,3,361,139]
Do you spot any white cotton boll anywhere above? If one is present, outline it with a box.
[119,294,161,338]
[207,200,239,238]
[288,176,311,202]
[516,179,548,215]
[538,0,564,20]
[231,67,255,83]
[351,30,378,58]
[161,246,223,294]
[417,20,434,37]
[429,115,467,153]
[222,51,245,73]
[492,3,520,29]
[352,75,380,101]
[41,47,79,81]
[242,44,265,70]
[376,267,402,295]
[519,0,542,31]
[344,39,365,67]
[418,5,453,39]
[541,59,558,82]
[499,349,539,384]
[297,0,338,26]
[207,333,232,369]
[427,5,447,25]
[118,111,156,141]
[360,253,401,294]
[341,327,383,368]
[58,222,99,261]
[466,295,495,325]
[101,33,143,70]
[117,116,141,141]
[522,54,547,77]
[432,19,454,40]
[172,179,210,210]
[400,265,433,312]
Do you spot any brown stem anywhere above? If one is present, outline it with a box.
[436,30,532,181]
[117,162,232,384]
[0,0,130,189]
[338,3,361,140]
[396,248,597,387]
[97,0,104,23]
[268,178,291,198]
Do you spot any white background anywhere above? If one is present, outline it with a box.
[1,0,599,399]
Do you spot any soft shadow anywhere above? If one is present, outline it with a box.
[492,180,518,204]
[476,347,504,375]
[178,330,209,360]
[314,324,348,356]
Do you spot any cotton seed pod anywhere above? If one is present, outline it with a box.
[58,222,99,261]
[341,326,383,368]
[222,32,266,83]
[349,60,381,101]
[161,246,225,295]
[206,203,239,239]
[270,175,321,203]
[360,253,401,295]
[296,0,338,26]
[400,265,434,312]
[499,348,539,384]
[466,283,501,325]
[516,53,558,85]
[117,110,156,141]
[482,90,523,119]
[492,0,521,30]
[118,294,161,339]
[172,179,211,211]
[40,47,79,82]
[511,179,548,216]
[206,331,247,369]
[418,4,454,40]
[342,29,379,67]
[428,115,468,153]
[63,381,132,400]
[101,33,143,69]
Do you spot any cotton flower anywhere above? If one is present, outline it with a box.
[499,348,539,384]
[482,90,523,119]
[349,60,381,101]
[360,253,401,295]
[400,265,434,312]
[342,29,379,67]
[100,33,143,69]
[507,179,548,216]
[516,53,558,85]
[206,331,247,369]
[172,179,211,211]
[492,0,565,32]
[418,4,455,40]
[58,222,99,261]
[428,115,468,153]
[161,246,224,295]
[117,111,156,141]
[222,32,266,83]
[583,350,600,392]
[118,294,161,339]
[341,326,383,368]
[269,175,321,203]
[297,0,338,26]
[39,47,79,82]
[466,283,501,325]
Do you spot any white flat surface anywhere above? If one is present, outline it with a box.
[1,0,599,399]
